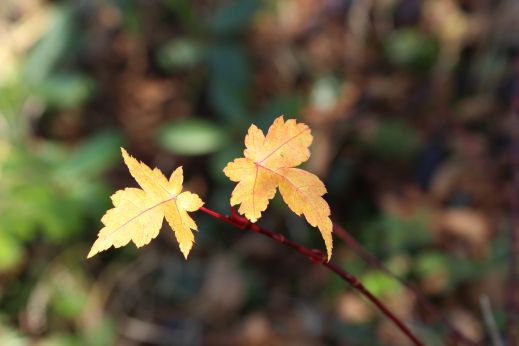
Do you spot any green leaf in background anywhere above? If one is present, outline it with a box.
[5,182,83,242]
[157,38,207,70]
[361,271,401,297]
[414,251,450,292]
[57,130,124,177]
[384,29,439,71]
[157,118,228,155]
[0,133,118,245]
[209,0,260,35]
[414,252,449,278]
[0,231,24,271]
[34,73,94,108]
[82,316,116,346]
[208,44,251,125]
[50,272,88,319]
[0,76,27,124]
[24,6,74,85]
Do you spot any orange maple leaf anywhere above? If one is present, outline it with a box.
[88,149,204,259]
[223,116,333,259]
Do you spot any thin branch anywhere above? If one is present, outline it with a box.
[332,223,480,346]
[198,206,425,346]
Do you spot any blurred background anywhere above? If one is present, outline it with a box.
[1,0,518,345]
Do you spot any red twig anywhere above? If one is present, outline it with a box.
[198,206,425,346]
[332,223,480,346]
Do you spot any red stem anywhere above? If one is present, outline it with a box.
[199,206,425,346]
[332,224,480,346]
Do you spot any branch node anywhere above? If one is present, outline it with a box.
[229,207,250,229]
[309,249,326,264]
[272,233,286,243]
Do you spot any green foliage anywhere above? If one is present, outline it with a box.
[0,128,121,269]
[24,6,74,85]
[82,316,116,346]
[0,134,121,244]
[157,38,207,70]
[384,29,439,71]
[157,118,228,155]
[35,74,94,108]
[414,252,449,279]
[0,231,24,271]
[362,271,401,297]
[57,131,124,177]
[50,270,89,319]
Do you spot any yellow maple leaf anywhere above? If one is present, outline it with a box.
[223,116,333,259]
[87,148,204,259]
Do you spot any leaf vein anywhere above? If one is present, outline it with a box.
[101,196,173,240]
[256,127,310,164]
